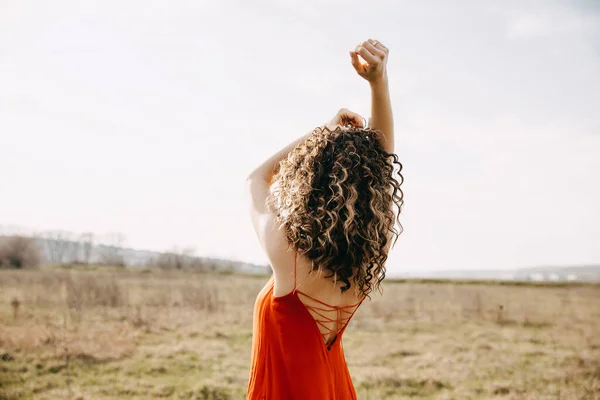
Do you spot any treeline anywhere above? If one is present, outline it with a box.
[0,231,129,268]
[0,230,267,273]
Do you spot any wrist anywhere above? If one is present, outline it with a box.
[369,76,389,91]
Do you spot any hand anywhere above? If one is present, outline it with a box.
[325,108,365,131]
[350,39,389,84]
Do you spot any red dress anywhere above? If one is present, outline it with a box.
[247,254,364,399]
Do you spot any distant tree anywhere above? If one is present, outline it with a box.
[152,246,198,270]
[80,232,94,264]
[65,232,82,264]
[0,236,42,269]
[98,232,127,267]
[42,230,71,264]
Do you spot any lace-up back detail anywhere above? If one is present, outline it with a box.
[295,291,363,350]
[293,254,364,351]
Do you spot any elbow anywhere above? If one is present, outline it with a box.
[246,169,272,186]
[245,174,257,195]
[246,169,262,184]
[245,174,266,194]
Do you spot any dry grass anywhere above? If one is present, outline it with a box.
[1,268,599,399]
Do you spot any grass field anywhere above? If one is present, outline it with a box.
[1,268,599,399]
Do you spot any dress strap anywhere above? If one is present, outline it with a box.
[293,252,298,293]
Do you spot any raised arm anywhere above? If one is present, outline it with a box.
[246,134,310,186]
[246,109,364,232]
[350,39,394,154]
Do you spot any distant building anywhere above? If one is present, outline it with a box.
[530,273,545,281]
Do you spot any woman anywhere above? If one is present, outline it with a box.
[246,38,404,399]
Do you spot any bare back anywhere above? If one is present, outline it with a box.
[273,252,364,347]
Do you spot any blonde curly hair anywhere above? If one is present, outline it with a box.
[268,126,404,297]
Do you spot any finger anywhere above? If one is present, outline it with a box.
[349,50,362,72]
[363,41,385,59]
[355,46,379,65]
[369,39,389,54]
[341,110,364,127]
[376,43,388,54]
[346,113,364,127]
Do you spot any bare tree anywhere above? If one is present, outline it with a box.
[65,231,82,264]
[152,246,198,270]
[98,232,127,267]
[80,233,94,264]
[43,231,72,265]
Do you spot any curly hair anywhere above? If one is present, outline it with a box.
[268,126,404,297]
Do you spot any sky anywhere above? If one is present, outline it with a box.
[0,0,599,273]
